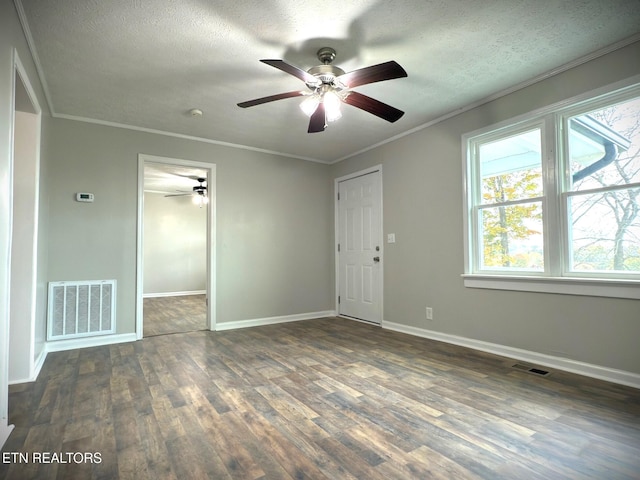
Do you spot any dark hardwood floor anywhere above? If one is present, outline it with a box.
[2,318,639,479]
[143,295,207,337]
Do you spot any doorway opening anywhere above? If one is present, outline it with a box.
[136,155,216,338]
[2,51,42,447]
[9,53,43,383]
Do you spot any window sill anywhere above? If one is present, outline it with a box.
[462,274,640,300]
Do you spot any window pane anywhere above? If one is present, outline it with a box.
[569,96,640,191]
[479,128,543,203]
[479,202,543,271]
[568,187,640,272]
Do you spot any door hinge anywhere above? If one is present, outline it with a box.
[337,243,340,252]
[337,192,340,201]
[338,296,341,304]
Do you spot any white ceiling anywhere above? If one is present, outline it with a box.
[16,0,640,164]
[143,163,207,196]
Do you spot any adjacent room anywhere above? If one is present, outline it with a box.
[142,162,209,337]
[1,1,639,478]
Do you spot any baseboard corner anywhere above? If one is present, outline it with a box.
[0,423,14,450]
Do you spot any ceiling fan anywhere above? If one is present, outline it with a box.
[237,47,408,133]
[165,177,207,198]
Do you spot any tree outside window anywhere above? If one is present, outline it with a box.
[567,97,640,273]
[477,128,544,271]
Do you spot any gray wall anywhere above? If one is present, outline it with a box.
[143,191,206,295]
[331,41,640,375]
[44,117,334,333]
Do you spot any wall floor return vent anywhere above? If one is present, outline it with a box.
[47,280,116,341]
[512,363,551,377]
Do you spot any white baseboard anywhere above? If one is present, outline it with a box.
[382,320,640,390]
[215,310,336,331]
[143,290,206,298]
[0,423,14,450]
[46,333,138,353]
[7,347,48,385]
[31,347,47,381]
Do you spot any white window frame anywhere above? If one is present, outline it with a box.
[462,79,640,300]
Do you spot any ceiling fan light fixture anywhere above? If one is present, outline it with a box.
[300,93,320,117]
[238,47,407,132]
[193,192,209,207]
[324,91,342,122]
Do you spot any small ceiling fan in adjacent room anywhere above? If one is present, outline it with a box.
[237,47,408,133]
[165,177,208,207]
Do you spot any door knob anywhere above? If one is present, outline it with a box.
[373,256,380,262]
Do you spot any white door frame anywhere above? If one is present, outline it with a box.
[9,52,42,383]
[1,49,42,448]
[136,154,216,338]
[334,165,383,324]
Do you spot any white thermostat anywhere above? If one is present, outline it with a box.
[76,192,94,203]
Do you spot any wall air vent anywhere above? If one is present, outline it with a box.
[512,363,551,377]
[47,280,116,341]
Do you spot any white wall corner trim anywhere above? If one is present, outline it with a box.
[215,311,336,332]
[382,321,640,390]
[45,333,138,354]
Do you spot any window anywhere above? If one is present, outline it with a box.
[463,83,640,298]
[476,126,544,272]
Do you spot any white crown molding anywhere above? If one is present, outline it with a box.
[54,113,330,164]
[332,33,640,164]
[13,0,55,116]
[14,0,640,166]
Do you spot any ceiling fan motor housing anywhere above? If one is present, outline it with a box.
[307,64,346,86]
[307,48,346,88]
[193,177,207,195]
[317,47,336,64]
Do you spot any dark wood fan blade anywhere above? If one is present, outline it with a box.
[261,59,319,85]
[237,90,305,108]
[343,91,405,123]
[337,61,407,88]
[308,102,326,133]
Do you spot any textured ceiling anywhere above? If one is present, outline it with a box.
[16,0,640,164]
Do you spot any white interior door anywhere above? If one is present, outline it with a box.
[337,170,382,324]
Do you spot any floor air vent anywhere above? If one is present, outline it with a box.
[47,280,116,341]
[512,363,551,377]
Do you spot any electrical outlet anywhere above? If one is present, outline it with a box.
[426,307,433,320]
